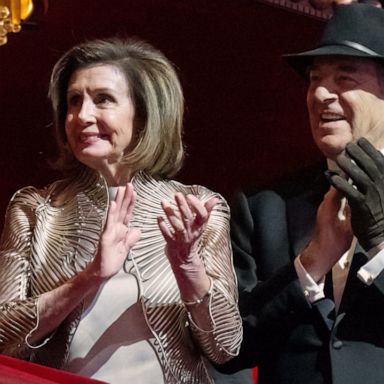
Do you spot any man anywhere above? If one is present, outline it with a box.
[215,3,384,384]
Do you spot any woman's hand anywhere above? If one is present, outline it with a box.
[37,184,140,343]
[90,183,141,280]
[157,193,218,301]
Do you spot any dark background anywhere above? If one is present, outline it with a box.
[0,0,325,227]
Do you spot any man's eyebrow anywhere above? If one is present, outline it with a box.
[336,64,358,73]
[307,64,359,73]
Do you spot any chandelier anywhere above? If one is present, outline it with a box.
[0,0,34,45]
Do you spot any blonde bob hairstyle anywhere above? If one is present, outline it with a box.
[49,37,184,178]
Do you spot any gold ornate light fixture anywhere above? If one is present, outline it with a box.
[0,0,34,45]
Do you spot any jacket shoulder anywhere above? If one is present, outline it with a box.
[135,173,229,208]
[242,161,328,204]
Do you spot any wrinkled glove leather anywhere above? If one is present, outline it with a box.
[328,137,384,251]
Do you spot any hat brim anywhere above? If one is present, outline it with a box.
[283,44,384,76]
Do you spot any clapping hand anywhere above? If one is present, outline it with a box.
[328,137,384,251]
[157,193,218,300]
[92,183,141,279]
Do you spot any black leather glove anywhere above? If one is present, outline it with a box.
[327,137,384,251]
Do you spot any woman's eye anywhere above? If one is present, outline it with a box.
[67,94,82,107]
[95,94,114,105]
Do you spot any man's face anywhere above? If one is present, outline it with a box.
[307,56,384,159]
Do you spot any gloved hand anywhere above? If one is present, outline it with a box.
[327,137,384,251]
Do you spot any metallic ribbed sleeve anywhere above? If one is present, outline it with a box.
[0,187,41,356]
[189,195,242,364]
[0,168,108,359]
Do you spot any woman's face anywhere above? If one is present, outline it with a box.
[65,64,136,172]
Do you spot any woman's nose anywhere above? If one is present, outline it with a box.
[77,100,96,125]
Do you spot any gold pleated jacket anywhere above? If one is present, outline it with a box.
[0,167,242,383]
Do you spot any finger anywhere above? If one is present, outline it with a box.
[186,195,210,227]
[125,190,137,224]
[329,174,365,205]
[157,216,174,242]
[324,169,343,183]
[344,139,381,182]
[160,200,185,233]
[117,184,131,223]
[113,186,129,226]
[123,185,137,225]
[114,186,125,207]
[322,186,343,208]
[104,200,118,231]
[324,186,347,217]
[204,196,219,213]
[336,153,371,193]
[323,186,342,200]
[175,193,194,227]
[344,203,352,222]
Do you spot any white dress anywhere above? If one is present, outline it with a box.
[64,261,164,384]
[64,187,164,383]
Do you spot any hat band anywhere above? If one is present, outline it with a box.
[321,40,380,56]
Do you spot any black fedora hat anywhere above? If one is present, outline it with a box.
[284,3,384,75]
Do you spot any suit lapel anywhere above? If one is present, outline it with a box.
[337,247,368,313]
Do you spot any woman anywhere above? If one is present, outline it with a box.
[0,37,241,383]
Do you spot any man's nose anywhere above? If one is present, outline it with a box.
[314,85,338,105]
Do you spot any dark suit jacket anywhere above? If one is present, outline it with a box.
[216,164,384,384]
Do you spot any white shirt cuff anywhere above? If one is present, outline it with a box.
[294,255,325,302]
[357,243,384,285]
